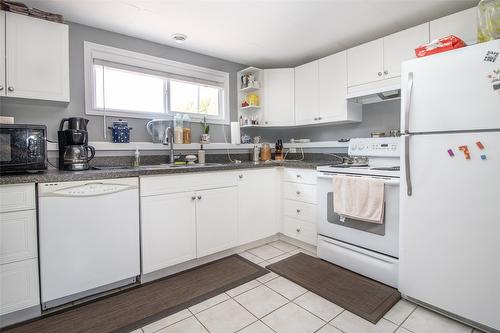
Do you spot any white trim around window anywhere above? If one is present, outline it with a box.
[83,41,231,124]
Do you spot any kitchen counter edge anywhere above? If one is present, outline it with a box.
[0,161,327,185]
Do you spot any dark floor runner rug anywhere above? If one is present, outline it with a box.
[4,255,268,333]
[267,252,400,323]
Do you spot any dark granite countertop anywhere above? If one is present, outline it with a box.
[0,161,330,185]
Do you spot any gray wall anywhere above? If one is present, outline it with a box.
[0,22,400,146]
[0,22,247,143]
[243,100,400,143]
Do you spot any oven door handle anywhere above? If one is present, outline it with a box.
[317,173,400,186]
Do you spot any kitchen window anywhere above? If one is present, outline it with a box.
[84,42,229,124]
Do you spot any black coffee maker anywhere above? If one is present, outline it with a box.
[58,117,95,171]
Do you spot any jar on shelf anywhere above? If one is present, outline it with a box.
[246,93,259,106]
[182,114,191,144]
[174,113,184,144]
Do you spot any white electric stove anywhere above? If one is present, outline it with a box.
[316,137,401,287]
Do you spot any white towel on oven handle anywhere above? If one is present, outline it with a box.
[333,174,385,224]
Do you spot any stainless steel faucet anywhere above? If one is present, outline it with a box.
[163,127,175,164]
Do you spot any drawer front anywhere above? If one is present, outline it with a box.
[140,171,238,197]
[0,259,40,315]
[283,183,317,204]
[283,217,317,245]
[0,184,35,213]
[0,210,37,265]
[284,200,316,224]
[283,168,317,184]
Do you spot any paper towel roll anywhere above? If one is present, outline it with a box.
[230,122,240,145]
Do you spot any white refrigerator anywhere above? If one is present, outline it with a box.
[399,39,500,332]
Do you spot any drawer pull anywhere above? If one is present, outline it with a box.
[296,228,301,233]
[191,196,196,200]
[296,191,301,195]
[296,174,301,178]
[296,209,301,214]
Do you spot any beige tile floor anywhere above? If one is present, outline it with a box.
[131,240,483,333]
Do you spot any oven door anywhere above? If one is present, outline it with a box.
[317,172,400,258]
[0,125,47,172]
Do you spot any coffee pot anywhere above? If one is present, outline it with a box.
[58,117,95,171]
[59,117,89,131]
[63,145,95,171]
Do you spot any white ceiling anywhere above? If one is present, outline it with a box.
[25,0,477,67]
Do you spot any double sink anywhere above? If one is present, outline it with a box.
[92,163,224,171]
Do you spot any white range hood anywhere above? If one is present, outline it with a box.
[346,76,401,104]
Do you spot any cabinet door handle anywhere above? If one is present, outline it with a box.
[296,191,301,195]
[318,116,322,120]
[0,85,3,91]
[314,117,318,121]
[7,86,14,92]
[377,72,382,77]
[296,228,301,233]
[191,196,196,200]
[384,70,389,75]
[296,209,301,214]
[296,174,301,178]
[197,195,202,200]
[239,174,243,179]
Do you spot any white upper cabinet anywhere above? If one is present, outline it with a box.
[347,38,384,87]
[383,23,429,79]
[0,12,5,97]
[262,68,295,126]
[348,24,429,87]
[318,51,361,123]
[5,12,69,102]
[430,7,477,45]
[294,61,319,125]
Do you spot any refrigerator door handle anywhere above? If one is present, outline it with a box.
[404,72,414,134]
[404,135,412,196]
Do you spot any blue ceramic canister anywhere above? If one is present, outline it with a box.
[108,119,132,143]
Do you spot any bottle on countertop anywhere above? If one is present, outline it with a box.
[174,113,183,144]
[134,147,140,168]
[252,145,260,163]
[182,114,191,144]
[198,144,206,164]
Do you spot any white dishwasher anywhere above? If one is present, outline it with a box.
[38,177,140,309]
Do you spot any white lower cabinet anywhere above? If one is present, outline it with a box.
[237,169,279,245]
[141,192,197,274]
[283,217,317,245]
[196,187,238,257]
[281,169,317,246]
[0,259,39,315]
[0,184,39,318]
[0,210,37,265]
[140,173,239,273]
